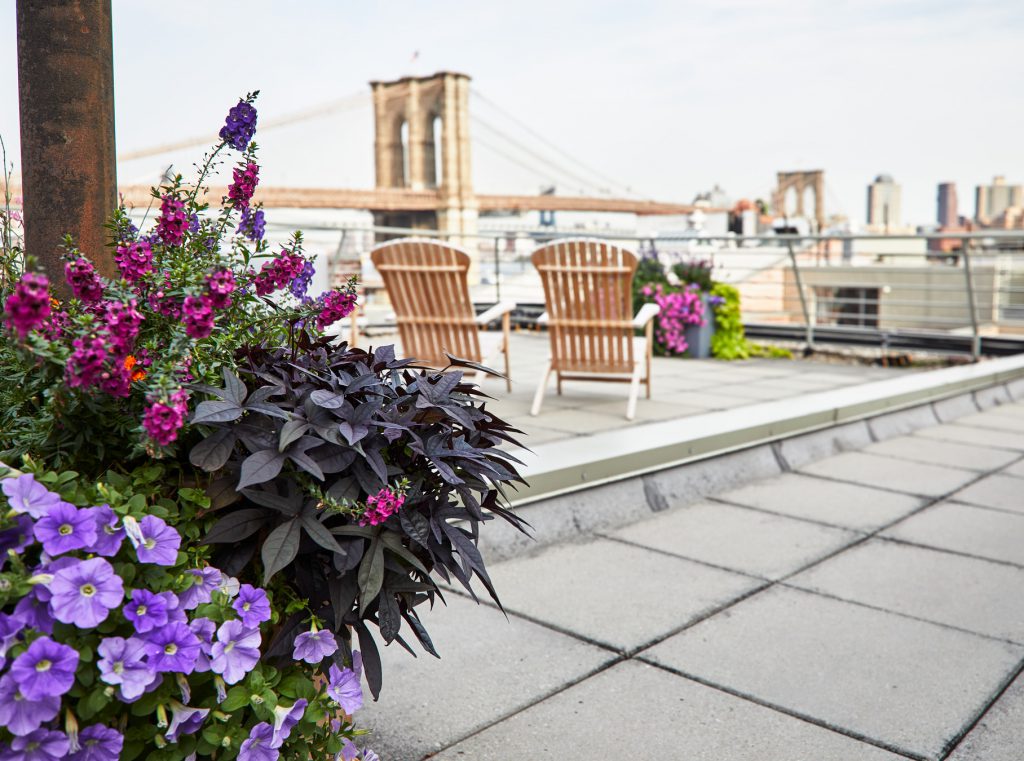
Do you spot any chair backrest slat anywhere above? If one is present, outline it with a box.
[370,239,482,366]
[532,239,639,374]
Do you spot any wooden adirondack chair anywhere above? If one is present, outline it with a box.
[530,238,660,420]
[369,238,515,390]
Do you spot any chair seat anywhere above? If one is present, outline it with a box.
[552,336,648,375]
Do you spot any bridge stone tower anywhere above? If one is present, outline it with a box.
[370,71,478,246]
[773,170,825,231]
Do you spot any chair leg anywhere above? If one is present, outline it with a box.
[531,360,552,416]
[626,361,643,420]
[645,319,654,399]
[349,309,360,347]
[502,312,512,392]
[556,373,563,395]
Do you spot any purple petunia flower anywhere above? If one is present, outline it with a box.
[123,515,181,565]
[12,593,54,633]
[292,627,338,664]
[238,722,277,761]
[49,557,124,628]
[362,750,380,761]
[160,591,187,624]
[123,589,169,633]
[86,505,124,557]
[165,701,209,743]
[10,636,79,700]
[1,474,62,519]
[341,740,360,761]
[189,617,216,673]
[179,566,222,610]
[210,620,261,685]
[0,673,60,736]
[33,501,97,556]
[270,699,307,748]
[0,614,22,666]
[2,728,69,761]
[68,724,123,761]
[97,637,154,701]
[0,514,34,561]
[233,584,271,627]
[143,622,200,674]
[327,651,363,714]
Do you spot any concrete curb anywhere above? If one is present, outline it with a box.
[484,355,1024,562]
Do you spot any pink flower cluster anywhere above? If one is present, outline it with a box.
[182,268,236,339]
[115,240,154,283]
[228,162,259,210]
[64,300,142,396]
[183,296,214,339]
[142,389,189,446]
[3,273,51,338]
[205,268,236,309]
[642,283,706,356]
[316,289,357,330]
[65,257,105,302]
[157,195,189,246]
[359,488,406,527]
[253,251,305,296]
[147,275,182,320]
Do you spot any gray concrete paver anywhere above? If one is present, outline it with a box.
[355,594,614,760]
[607,501,859,579]
[862,435,1020,472]
[1001,460,1024,479]
[435,660,909,761]
[955,411,1024,433]
[642,586,1024,759]
[788,539,1024,642]
[882,501,1024,567]
[947,669,1024,761]
[719,472,925,530]
[913,423,1024,452]
[952,474,1024,513]
[484,536,761,651]
[799,451,978,497]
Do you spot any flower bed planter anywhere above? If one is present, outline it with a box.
[683,293,716,358]
[0,92,526,761]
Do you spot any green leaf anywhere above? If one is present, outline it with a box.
[221,685,249,711]
[261,519,300,582]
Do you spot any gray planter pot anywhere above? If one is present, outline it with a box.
[684,294,717,358]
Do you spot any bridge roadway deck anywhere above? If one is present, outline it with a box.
[349,332,1024,760]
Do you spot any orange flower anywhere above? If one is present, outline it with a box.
[124,355,147,382]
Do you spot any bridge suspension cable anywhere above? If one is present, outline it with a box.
[472,115,614,197]
[117,91,372,162]
[471,88,649,200]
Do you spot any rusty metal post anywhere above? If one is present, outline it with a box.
[16,0,117,293]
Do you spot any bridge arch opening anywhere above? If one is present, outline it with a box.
[399,120,410,187]
[431,114,442,189]
[784,186,799,217]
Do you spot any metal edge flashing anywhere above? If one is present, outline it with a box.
[510,354,1024,507]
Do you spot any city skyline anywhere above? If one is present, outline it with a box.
[1,1,1022,227]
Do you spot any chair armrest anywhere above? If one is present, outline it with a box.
[632,302,661,329]
[475,300,517,325]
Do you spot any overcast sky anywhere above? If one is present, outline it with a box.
[2,0,1022,227]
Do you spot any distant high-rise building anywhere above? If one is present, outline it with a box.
[867,174,901,230]
[975,176,1023,224]
[937,182,958,227]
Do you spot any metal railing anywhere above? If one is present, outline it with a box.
[262,219,1024,359]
